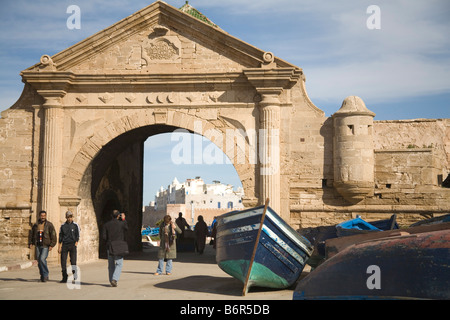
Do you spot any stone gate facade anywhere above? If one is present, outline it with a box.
[1,1,449,264]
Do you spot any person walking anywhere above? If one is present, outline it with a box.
[102,210,128,287]
[58,211,80,283]
[194,215,209,254]
[29,210,57,282]
[155,215,181,275]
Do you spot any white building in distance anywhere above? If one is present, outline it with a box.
[152,176,244,211]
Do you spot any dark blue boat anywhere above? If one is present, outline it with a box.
[215,200,313,295]
[294,229,450,300]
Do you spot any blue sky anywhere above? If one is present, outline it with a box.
[1,0,449,204]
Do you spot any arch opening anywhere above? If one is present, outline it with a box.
[84,123,245,259]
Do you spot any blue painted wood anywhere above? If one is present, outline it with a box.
[215,205,313,294]
[336,215,399,237]
[141,227,159,236]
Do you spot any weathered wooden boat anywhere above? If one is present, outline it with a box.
[298,225,337,268]
[294,229,450,300]
[326,221,450,259]
[335,214,398,237]
[409,213,450,227]
[368,214,399,231]
[215,200,313,295]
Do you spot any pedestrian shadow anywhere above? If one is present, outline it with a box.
[78,281,111,288]
[0,277,38,283]
[153,275,244,297]
[122,270,155,275]
[0,277,111,288]
[125,245,217,265]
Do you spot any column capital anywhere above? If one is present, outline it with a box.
[36,90,66,108]
[59,195,81,207]
[258,92,281,107]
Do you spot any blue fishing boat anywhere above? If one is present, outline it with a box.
[294,229,450,300]
[215,200,313,295]
[335,216,381,237]
[299,214,398,268]
[335,215,398,237]
[141,227,159,237]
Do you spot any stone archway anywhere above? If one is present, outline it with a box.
[61,110,257,203]
[60,111,259,261]
[9,1,304,263]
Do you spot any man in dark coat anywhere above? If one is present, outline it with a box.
[194,215,209,254]
[58,211,80,283]
[102,210,128,287]
[29,210,57,282]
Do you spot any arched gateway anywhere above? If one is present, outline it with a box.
[3,1,315,263]
[1,1,449,264]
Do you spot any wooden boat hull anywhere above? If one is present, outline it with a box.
[326,221,450,259]
[216,204,313,295]
[294,229,450,300]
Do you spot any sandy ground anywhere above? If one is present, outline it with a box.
[0,243,303,300]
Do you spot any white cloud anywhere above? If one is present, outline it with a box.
[305,53,450,103]
[241,0,450,108]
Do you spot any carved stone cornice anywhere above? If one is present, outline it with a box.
[21,68,72,106]
[21,70,249,91]
[243,67,303,95]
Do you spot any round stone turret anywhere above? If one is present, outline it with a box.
[332,96,375,203]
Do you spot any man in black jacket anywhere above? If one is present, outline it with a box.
[58,211,80,283]
[29,210,57,282]
[102,210,128,287]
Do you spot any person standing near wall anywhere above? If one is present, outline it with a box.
[155,215,181,275]
[175,212,190,240]
[29,210,57,282]
[58,211,80,283]
[102,210,128,287]
[194,215,209,255]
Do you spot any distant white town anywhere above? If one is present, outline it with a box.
[143,177,244,226]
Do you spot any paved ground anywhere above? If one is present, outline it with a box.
[0,243,304,300]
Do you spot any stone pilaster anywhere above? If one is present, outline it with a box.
[244,63,301,216]
[258,92,281,213]
[38,90,65,262]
